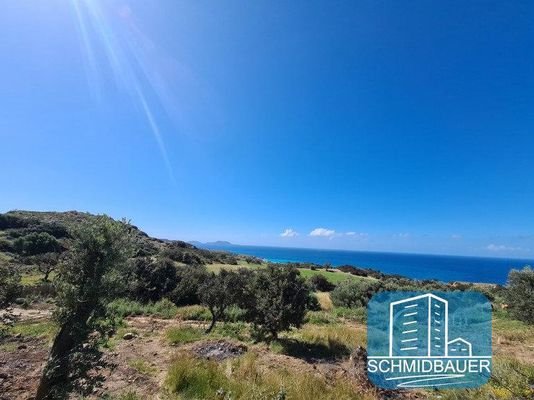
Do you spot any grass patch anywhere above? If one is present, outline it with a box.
[332,306,367,322]
[10,320,57,340]
[493,313,534,343]
[107,298,178,319]
[315,291,333,311]
[274,323,365,360]
[434,356,534,400]
[175,305,211,321]
[297,268,375,284]
[0,342,18,352]
[166,352,368,400]
[206,261,263,274]
[128,358,157,376]
[166,326,203,345]
[210,322,249,341]
[305,311,338,325]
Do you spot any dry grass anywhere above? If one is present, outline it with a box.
[316,291,333,311]
[166,352,372,400]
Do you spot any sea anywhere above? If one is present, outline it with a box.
[199,244,533,284]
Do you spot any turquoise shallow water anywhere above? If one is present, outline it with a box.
[200,244,533,284]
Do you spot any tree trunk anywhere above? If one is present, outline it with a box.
[205,313,217,334]
[35,323,76,400]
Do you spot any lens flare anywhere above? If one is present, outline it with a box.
[70,0,176,182]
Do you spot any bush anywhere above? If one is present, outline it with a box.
[130,257,177,302]
[504,266,534,324]
[243,265,310,340]
[330,280,381,308]
[0,265,22,307]
[170,265,210,306]
[13,232,61,256]
[309,274,336,292]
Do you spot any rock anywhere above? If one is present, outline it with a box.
[14,333,22,339]
[14,298,25,305]
[123,332,136,340]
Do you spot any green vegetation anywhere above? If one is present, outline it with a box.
[166,326,203,344]
[504,266,534,324]
[107,298,178,319]
[130,257,178,302]
[36,216,134,400]
[0,265,21,307]
[10,320,58,340]
[199,269,247,333]
[1,210,533,400]
[297,267,369,284]
[330,279,381,308]
[242,265,310,341]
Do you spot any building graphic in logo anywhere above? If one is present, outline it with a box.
[367,291,492,389]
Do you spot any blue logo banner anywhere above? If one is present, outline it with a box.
[367,291,492,389]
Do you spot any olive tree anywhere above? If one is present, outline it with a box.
[198,269,245,333]
[35,216,133,400]
[504,266,534,324]
[243,265,310,341]
[131,257,177,302]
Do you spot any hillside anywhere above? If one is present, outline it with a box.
[0,211,533,400]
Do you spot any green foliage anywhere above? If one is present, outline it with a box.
[308,274,336,291]
[130,257,177,302]
[199,269,247,332]
[36,216,134,400]
[170,265,210,306]
[0,265,22,307]
[13,232,61,256]
[504,266,534,324]
[107,298,178,319]
[330,279,381,308]
[243,265,310,340]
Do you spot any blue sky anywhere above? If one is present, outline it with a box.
[1,1,533,258]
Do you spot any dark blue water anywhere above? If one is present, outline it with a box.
[202,244,533,284]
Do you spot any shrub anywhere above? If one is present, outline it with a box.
[504,267,534,324]
[309,274,336,292]
[330,279,381,308]
[243,265,310,340]
[0,265,22,307]
[130,257,177,302]
[13,232,61,256]
[170,265,210,306]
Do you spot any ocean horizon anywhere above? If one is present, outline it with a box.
[198,243,533,284]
